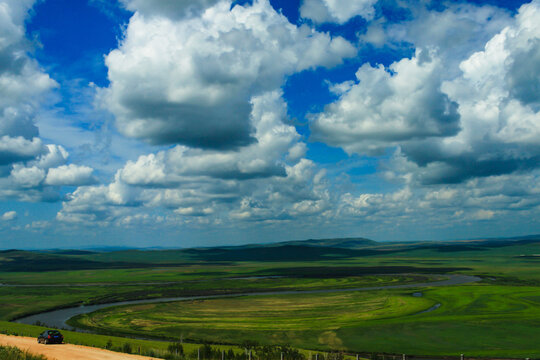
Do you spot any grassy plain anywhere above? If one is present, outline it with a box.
[0,321,355,360]
[0,274,429,320]
[0,345,46,360]
[1,237,539,358]
[69,284,540,357]
[0,320,245,358]
[69,290,434,341]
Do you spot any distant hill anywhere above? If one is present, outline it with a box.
[183,244,380,262]
[210,237,378,251]
[464,234,540,243]
[1,235,539,271]
[177,237,380,262]
[271,237,378,249]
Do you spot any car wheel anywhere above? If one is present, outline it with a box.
[44,339,48,345]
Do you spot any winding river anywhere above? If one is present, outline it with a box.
[13,274,480,332]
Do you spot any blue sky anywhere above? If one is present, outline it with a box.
[0,0,539,249]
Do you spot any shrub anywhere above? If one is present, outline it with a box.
[146,349,158,357]
[327,352,344,360]
[0,345,47,360]
[241,340,259,351]
[122,342,132,354]
[168,342,184,355]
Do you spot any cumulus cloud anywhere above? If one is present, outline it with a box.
[57,0,357,230]
[505,39,540,107]
[300,0,377,24]
[9,164,46,188]
[58,91,332,227]
[0,136,45,165]
[0,140,98,201]
[0,0,98,202]
[119,91,295,185]
[45,164,97,186]
[102,0,354,149]
[363,3,512,73]
[312,0,540,185]
[338,187,412,220]
[35,144,69,169]
[0,0,55,166]
[25,220,50,231]
[58,159,331,227]
[119,0,222,19]
[44,0,540,240]
[417,0,540,184]
[311,49,460,155]
[1,211,17,221]
[335,169,540,235]
[470,209,496,220]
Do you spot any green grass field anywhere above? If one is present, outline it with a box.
[0,345,47,360]
[0,274,430,321]
[0,320,242,358]
[69,290,433,341]
[0,321,357,360]
[1,237,539,358]
[68,284,540,357]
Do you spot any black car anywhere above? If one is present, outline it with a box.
[37,329,63,344]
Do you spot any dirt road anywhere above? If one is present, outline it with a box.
[0,334,162,360]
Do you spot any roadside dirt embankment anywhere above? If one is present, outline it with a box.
[0,334,162,360]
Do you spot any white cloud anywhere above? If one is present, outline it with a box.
[35,144,69,169]
[27,0,540,242]
[45,164,97,186]
[0,0,57,157]
[366,3,513,75]
[119,91,297,185]
[312,1,540,185]
[1,211,17,221]
[417,0,540,183]
[306,1,540,234]
[300,0,377,24]
[335,169,540,233]
[311,49,460,155]
[175,207,214,217]
[57,0,356,230]
[119,0,221,19]
[0,140,98,200]
[470,209,496,220]
[102,0,354,149]
[25,220,50,230]
[57,91,333,226]
[0,0,99,203]
[0,0,54,165]
[0,136,45,165]
[9,165,45,188]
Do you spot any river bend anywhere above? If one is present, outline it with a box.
[13,274,480,332]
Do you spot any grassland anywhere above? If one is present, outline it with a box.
[69,290,434,341]
[0,320,242,358]
[0,345,47,360]
[69,284,540,357]
[0,274,430,321]
[0,321,356,360]
[1,236,539,358]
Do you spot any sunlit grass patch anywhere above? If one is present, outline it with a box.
[0,345,47,360]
